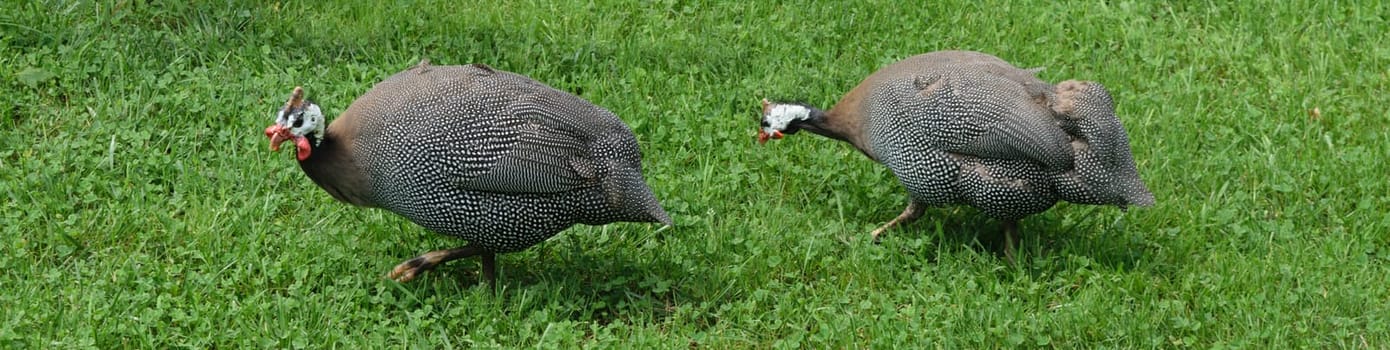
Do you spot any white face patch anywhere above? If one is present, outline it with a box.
[277,104,325,143]
[762,104,811,134]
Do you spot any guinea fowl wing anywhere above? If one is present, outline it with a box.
[345,65,597,197]
[882,68,1073,171]
[452,90,604,194]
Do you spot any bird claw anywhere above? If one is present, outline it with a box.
[387,256,434,282]
[869,228,886,245]
[868,201,926,244]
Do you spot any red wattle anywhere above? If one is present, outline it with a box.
[294,136,312,161]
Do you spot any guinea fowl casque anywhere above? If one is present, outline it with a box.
[264,61,672,284]
[758,51,1154,261]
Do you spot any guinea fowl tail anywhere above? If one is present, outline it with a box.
[627,179,673,226]
[600,159,674,227]
[647,199,674,227]
[1050,80,1155,208]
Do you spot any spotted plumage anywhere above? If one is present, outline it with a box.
[759,51,1153,261]
[266,61,671,284]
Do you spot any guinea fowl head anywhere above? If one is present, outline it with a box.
[265,86,326,161]
[756,98,818,144]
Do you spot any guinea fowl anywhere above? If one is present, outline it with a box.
[264,61,672,284]
[758,50,1154,261]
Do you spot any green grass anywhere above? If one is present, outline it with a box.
[3,0,1388,348]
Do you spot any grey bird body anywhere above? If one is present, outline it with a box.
[273,62,670,283]
[760,51,1153,260]
[859,51,1154,219]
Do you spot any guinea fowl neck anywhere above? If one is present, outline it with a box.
[297,128,376,207]
[800,106,877,161]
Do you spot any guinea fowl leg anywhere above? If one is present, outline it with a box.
[479,252,497,285]
[1001,220,1019,264]
[388,244,492,283]
[870,200,926,243]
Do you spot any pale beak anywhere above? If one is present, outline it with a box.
[757,128,784,144]
[265,124,312,161]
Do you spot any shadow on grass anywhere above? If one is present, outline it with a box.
[383,225,720,328]
[889,206,1160,276]
[377,204,1163,330]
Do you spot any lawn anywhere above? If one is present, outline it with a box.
[2,0,1387,348]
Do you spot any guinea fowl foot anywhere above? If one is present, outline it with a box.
[387,244,495,284]
[870,201,927,244]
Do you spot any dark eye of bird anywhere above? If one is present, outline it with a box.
[760,121,769,127]
[292,117,304,128]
